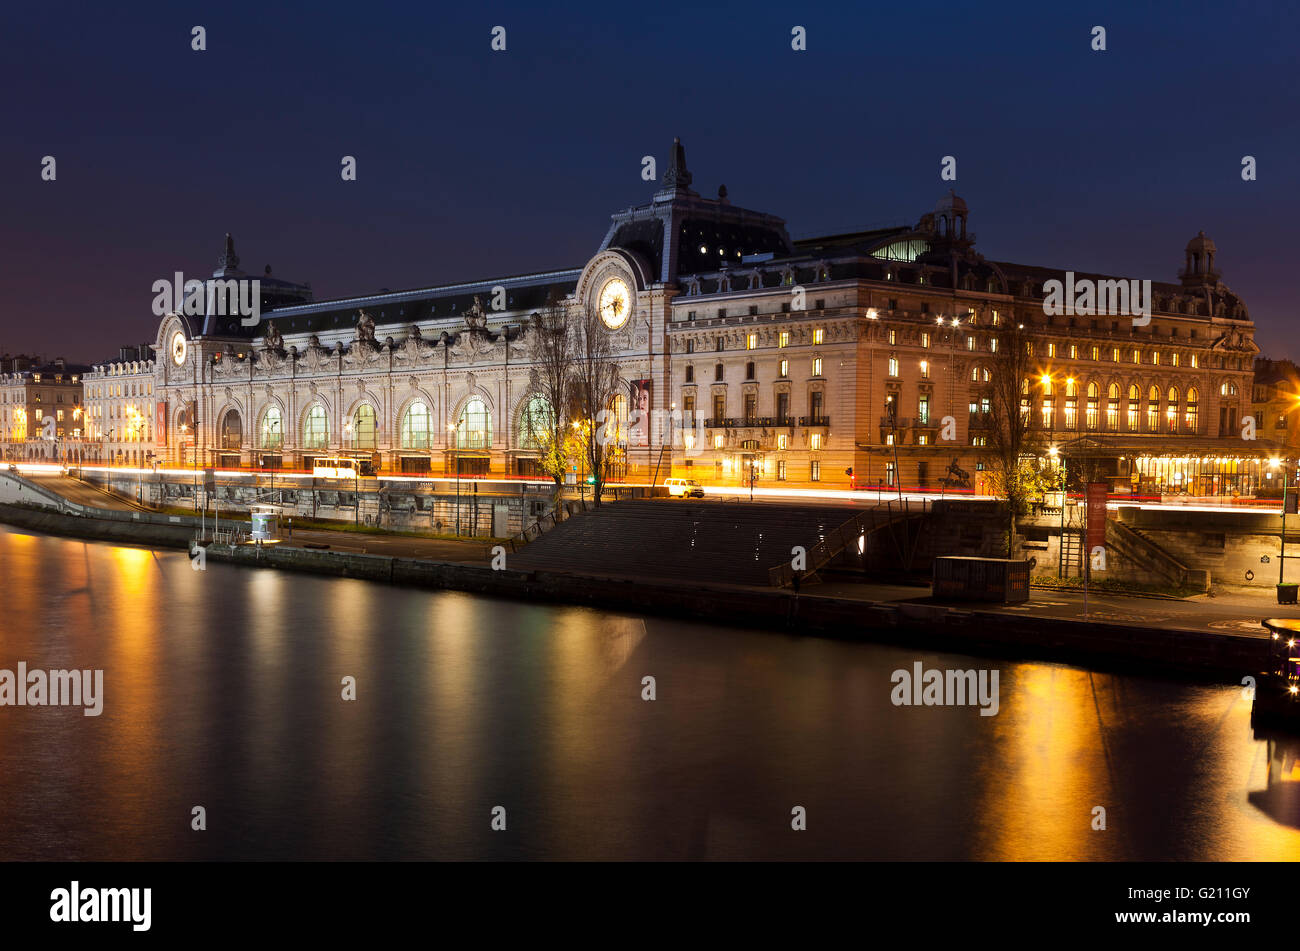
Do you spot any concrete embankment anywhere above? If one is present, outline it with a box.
[204,541,1265,681]
[0,502,196,548]
[0,502,1266,680]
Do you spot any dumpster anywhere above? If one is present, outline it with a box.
[932,556,1031,604]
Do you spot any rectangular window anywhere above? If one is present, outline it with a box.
[921,332,930,348]
[810,461,820,482]
[810,433,823,451]
[1048,343,1057,358]
[779,359,788,378]
[776,392,789,422]
[777,433,788,450]
[1112,347,1120,362]
[1191,354,1199,368]
[1132,348,1140,364]
[1091,346,1100,361]
[1069,345,1078,359]
[777,460,786,481]
[1152,351,1161,365]
[919,359,929,379]
[887,329,896,345]
[989,338,998,353]
[885,461,896,487]
[743,394,756,422]
[713,434,724,450]
[813,328,825,345]
[747,333,757,350]
[813,358,823,376]
[919,394,930,424]
[778,331,789,348]
[888,357,899,377]
[966,336,975,351]
[716,338,724,351]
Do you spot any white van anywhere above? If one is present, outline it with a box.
[665,478,705,498]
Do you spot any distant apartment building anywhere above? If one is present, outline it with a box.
[0,359,88,461]
[84,344,157,466]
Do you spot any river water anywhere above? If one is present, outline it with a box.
[1,525,1298,861]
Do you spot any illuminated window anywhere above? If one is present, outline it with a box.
[518,396,553,450]
[1152,351,1161,366]
[1069,345,1078,359]
[353,404,377,450]
[989,338,998,353]
[1048,343,1057,358]
[779,359,788,378]
[1091,346,1100,361]
[260,407,283,449]
[778,331,789,348]
[888,356,899,377]
[1106,383,1119,430]
[1064,379,1077,429]
[1086,382,1099,430]
[1127,384,1139,430]
[777,433,788,450]
[747,333,757,350]
[814,328,825,345]
[1191,354,1199,368]
[813,358,823,376]
[1112,347,1120,362]
[918,394,930,424]
[810,433,823,450]
[1185,387,1199,431]
[401,400,432,449]
[713,434,724,450]
[1147,385,1160,431]
[1041,398,1055,429]
[1166,386,1179,433]
[1132,348,1140,364]
[921,332,930,348]
[919,359,929,379]
[1171,352,1180,367]
[887,329,896,345]
[966,335,975,351]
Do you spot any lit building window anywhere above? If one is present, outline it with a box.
[779,359,788,378]
[989,338,998,353]
[921,332,930,349]
[1132,348,1140,364]
[260,407,283,449]
[813,357,823,376]
[966,335,975,351]
[778,331,789,348]
[1069,345,1078,359]
[888,356,898,377]
[713,434,724,450]
[747,333,757,350]
[1185,387,1199,432]
[887,329,896,346]
[810,433,823,450]
[1166,386,1179,433]
[814,328,825,345]
[1112,347,1120,362]
[1191,354,1199,368]
[1171,352,1180,367]
[919,360,929,379]
[777,433,788,450]
[1048,343,1057,358]
[1091,346,1100,361]
[1107,384,1119,430]
[401,400,432,449]
[918,434,928,445]
[918,394,930,424]
[810,461,820,481]
[1152,351,1161,366]
[1127,384,1139,430]
[1147,385,1160,431]
[1086,382,1099,430]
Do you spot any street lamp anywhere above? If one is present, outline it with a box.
[448,421,459,536]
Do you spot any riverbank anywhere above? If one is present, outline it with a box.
[0,500,1270,681]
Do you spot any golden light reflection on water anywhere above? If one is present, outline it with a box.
[7,525,1300,859]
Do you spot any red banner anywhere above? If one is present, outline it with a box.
[156,401,167,447]
[1086,482,1108,554]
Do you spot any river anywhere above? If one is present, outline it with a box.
[1,525,1297,860]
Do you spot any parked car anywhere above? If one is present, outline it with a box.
[665,478,705,499]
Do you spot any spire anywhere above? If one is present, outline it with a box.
[656,137,697,199]
[215,233,241,276]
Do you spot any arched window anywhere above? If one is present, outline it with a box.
[260,407,282,449]
[456,397,491,449]
[611,393,629,445]
[1126,383,1139,430]
[303,404,328,449]
[353,404,377,450]
[1063,379,1078,430]
[1185,387,1199,432]
[518,395,553,450]
[1106,383,1120,430]
[401,400,430,449]
[1147,385,1160,432]
[1086,382,1100,430]
[220,410,242,449]
[1166,387,1179,433]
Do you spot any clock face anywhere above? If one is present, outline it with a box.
[598,278,631,330]
[171,331,187,366]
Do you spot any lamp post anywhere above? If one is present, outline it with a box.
[448,422,459,536]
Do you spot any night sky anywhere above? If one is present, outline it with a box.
[3,0,1296,363]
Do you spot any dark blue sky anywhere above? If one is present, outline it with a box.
[3,0,1296,362]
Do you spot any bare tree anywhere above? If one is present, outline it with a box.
[526,292,576,488]
[571,301,622,506]
[985,321,1046,556]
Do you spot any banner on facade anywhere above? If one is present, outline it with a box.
[1086,482,1108,554]
[630,379,651,447]
[156,401,167,447]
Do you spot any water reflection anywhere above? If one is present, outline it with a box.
[0,525,1298,860]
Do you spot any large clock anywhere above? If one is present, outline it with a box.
[170,331,187,366]
[598,277,631,330]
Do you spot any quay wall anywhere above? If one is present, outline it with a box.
[0,500,1268,681]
